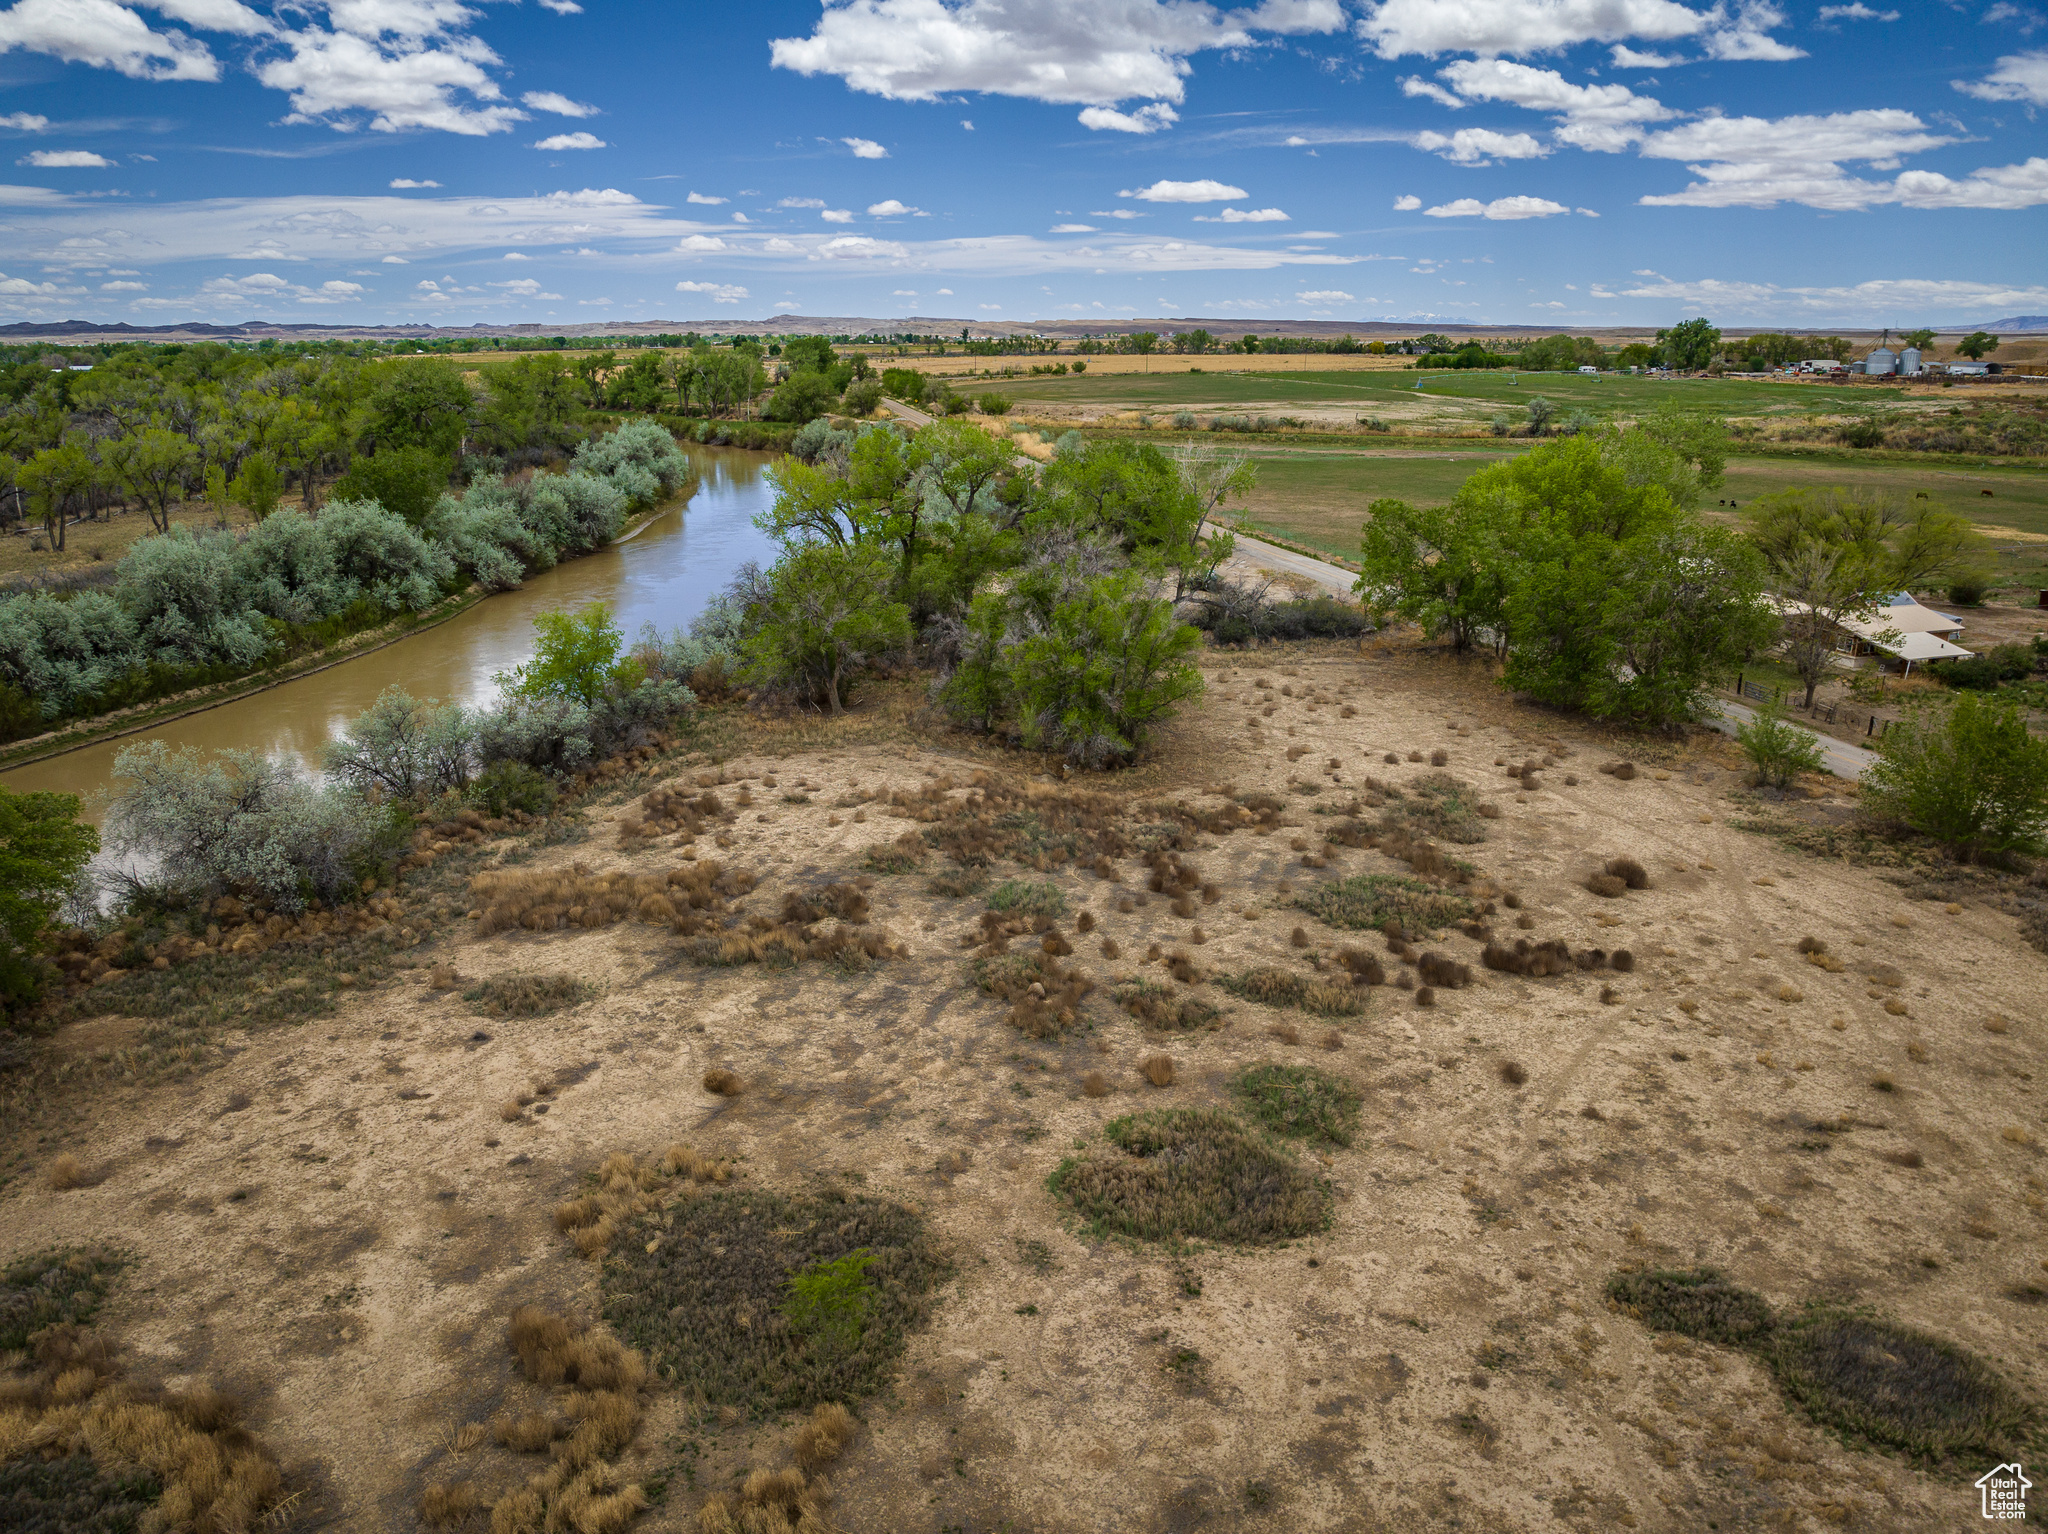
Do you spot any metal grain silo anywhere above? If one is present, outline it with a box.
[1863,347,1897,376]
[1900,347,1923,376]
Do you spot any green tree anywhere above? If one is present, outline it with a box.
[230,451,283,522]
[742,543,912,715]
[365,360,473,456]
[16,439,98,552]
[1901,329,1937,351]
[1956,331,1999,361]
[1736,697,1827,790]
[502,602,630,709]
[105,427,198,533]
[1863,692,2048,861]
[1356,493,1511,654]
[766,370,838,424]
[1010,567,1203,767]
[1656,318,1722,371]
[0,785,98,1014]
[331,447,453,527]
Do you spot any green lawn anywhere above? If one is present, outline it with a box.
[1224,446,2048,584]
[995,367,1901,420]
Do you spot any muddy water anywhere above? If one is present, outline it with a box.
[1,446,779,816]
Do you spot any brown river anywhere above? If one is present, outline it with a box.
[0,445,779,817]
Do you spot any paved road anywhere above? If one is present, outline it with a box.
[1707,697,1880,781]
[881,397,1359,598]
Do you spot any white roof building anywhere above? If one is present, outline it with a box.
[1771,594,1974,674]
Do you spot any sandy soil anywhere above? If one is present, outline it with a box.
[7,647,2045,1533]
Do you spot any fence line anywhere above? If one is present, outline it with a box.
[1733,676,1890,739]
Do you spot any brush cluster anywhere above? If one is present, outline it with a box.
[1483,939,1635,978]
[553,1148,732,1260]
[1050,1108,1329,1245]
[472,860,756,936]
[616,783,734,848]
[1218,967,1367,1017]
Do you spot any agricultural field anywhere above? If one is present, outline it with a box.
[6,647,2044,1532]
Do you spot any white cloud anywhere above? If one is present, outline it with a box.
[0,112,49,132]
[534,131,605,150]
[501,250,529,259]
[730,211,750,222]
[867,198,921,216]
[762,237,802,252]
[1424,194,1569,218]
[1413,127,1546,163]
[389,177,441,188]
[1121,178,1247,202]
[1616,271,2048,321]
[1818,4,1898,20]
[771,0,1343,108]
[1627,109,2046,209]
[676,234,728,251]
[1955,50,2048,107]
[99,278,147,290]
[1050,222,1095,232]
[687,191,727,204]
[676,279,748,303]
[1609,44,1681,65]
[1701,1,1804,60]
[1393,194,1421,209]
[0,0,221,81]
[381,254,409,263]
[820,208,854,223]
[1090,208,1144,218]
[1427,59,1675,152]
[18,150,115,168]
[194,268,367,305]
[1078,102,1178,133]
[537,0,582,11]
[1296,288,1353,303]
[960,118,973,129]
[1576,205,1600,216]
[522,90,597,116]
[779,196,825,208]
[842,136,889,158]
[256,22,526,137]
[978,302,1001,310]
[819,234,909,259]
[936,287,953,294]
[1360,0,1719,58]
[1196,206,1290,222]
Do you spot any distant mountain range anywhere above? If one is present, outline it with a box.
[1975,316,2048,331]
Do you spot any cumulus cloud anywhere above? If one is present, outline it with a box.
[1632,109,1996,208]
[778,196,825,208]
[100,278,147,290]
[770,0,1344,108]
[1195,206,1289,222]
[676,279,748,303]
[522,90,597,116]
[820,208,854,222]
[1617,270,2048,321]
[538,0,582,11]
[0,112,50,131]
[1424,194,1569,218]
[196,269,367,305]
[0,0,222,81]
[1412,127,1546,163]
[18,149,115,167]
[1121,178,1247,202]
[687,191,727,204]
[1050,222,1095,231]
[1297,288,1353,303]
[534,131,605,150]
[1955,49,2048,107]
[1359,0,1718,58]
[866,198,921,215]
[1817,4,1898,20]
[389,177,441,188]
[842,136,888,158]
[1393,193,1421,209]
[1078,102,1177,133]
[256,16,527,137]
[1427,59,1674,152]
[676,234,728,251]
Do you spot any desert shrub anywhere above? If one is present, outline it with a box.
[463,972,594,1018]
[861,833,927,874]
[0,786,98,1016]
[328,447,453,527]
[572,418,691,509]
[321,685,475,802]
[600,1188,945,1415]
[105,742,404,914]
[1769,1309,2039,1465]
[986,879,1067,918]
[1737,698,1828,790]
[1216,967,1365,1018]
[697,1468,835,1534]
[1863,693,2048,861]
[0,1247,125,1350]
[926,868,987,899]
[1049,1108,1328,1246]
[466,759,557,818]
[1111,977,1218,1031]
[1385,774,1488,844]
[0,1453,162,1533]
[1232,1062,1363,1146]
[1587,874,1627,898]
[1608,1267,1778,1349]
[1604,856,1650,890]
[1294,874,1477,932]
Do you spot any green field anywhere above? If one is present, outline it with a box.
[996,367,1901,420]
[1223,446,2048,587]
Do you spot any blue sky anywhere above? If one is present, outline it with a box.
[1,0,2044,330]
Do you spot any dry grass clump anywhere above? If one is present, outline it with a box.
[1295,874,1477,934]
[1,1248,125,1348]
[1599,761,1638,781]
[1112,978,1220,1032]
[0,1324,287,1531]
[1416,951,1473,990]
[1216,967,1367,1017]
[972,949,1096,1038]
[790,1402,858,1472]
[697,1467,835,1534]
[1498,1060,1528,1087]
[1586,874,1627,898]
[1604,857,1650,890]
[1266,1021,1301,1045]
[43,1153,92,1191]
[1141,1053,1176,1087]
[552,1147,732,1260]
[1483,937,1623,978]
[925,868,987,900]
[1081,1070,1111,1098]
[879,772,1159,871]
[861,830,928,874]
[986,879,1067,918]
[472,859,757,936]
[600,1187,944,1414]
[1232,1062,1363,1146]
[1049,1108,1328,1246]
[419,1482,479,1525]
[704,1068,744,1096]
[1381,774,1489,845]
[464,971,596,1019]
[615,783,732,848]
[1606,1268,1776,1349]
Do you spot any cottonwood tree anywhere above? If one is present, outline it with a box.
[105,428,197,533]
[741,543,911,715]
[1864,693,2048,861]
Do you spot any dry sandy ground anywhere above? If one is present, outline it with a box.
[7,648,2045,1534]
